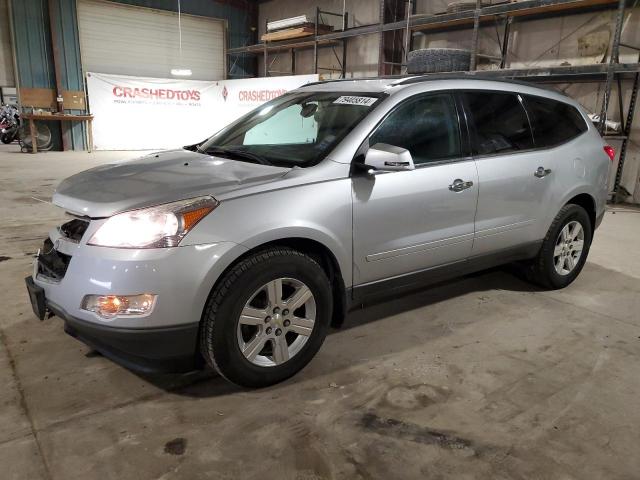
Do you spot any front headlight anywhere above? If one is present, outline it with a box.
[88,196,219,248]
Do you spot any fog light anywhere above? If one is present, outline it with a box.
[82,294,156,319]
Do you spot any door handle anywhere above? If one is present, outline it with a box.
[448,179,474,192]
[534,167,552,178]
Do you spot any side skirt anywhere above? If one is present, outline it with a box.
[348,241,542,308]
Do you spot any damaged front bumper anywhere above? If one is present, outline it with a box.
[25,225,245,373]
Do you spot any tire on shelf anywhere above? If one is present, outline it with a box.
[406,48,472,74]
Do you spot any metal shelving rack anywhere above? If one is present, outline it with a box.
[230,7,348,78]
[228,0,640,197]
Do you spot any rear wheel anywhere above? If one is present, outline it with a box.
[199,247,332,388]
[528,204,592,289]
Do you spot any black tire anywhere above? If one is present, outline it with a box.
[199,247,332,388]
[407,48,472,74]
[1,133,15,144]
[528,204,592,289]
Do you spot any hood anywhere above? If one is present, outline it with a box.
[53,150,290,217]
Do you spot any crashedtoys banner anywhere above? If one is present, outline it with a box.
[86,72,318,150]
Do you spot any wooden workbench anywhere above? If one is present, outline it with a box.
[22,113,94,153]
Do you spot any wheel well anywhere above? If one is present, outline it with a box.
[209,238,348,328]
[566,193,596,233]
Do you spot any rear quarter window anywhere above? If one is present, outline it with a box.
[523,95,588,148]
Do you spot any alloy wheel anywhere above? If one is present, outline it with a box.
[236,277,316,367]
[553,220,585,276]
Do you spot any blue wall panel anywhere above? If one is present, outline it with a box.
[11,0,55,88]
[11,0,62,150]
[51,0,86,149]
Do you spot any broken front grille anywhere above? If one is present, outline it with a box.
[37,238,71,281]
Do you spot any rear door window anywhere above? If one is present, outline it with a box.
[462,91,534,155]
[523,95,588,148]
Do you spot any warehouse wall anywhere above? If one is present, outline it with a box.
[0,0,15,87]
[10,0,62,150]
[258,0,380,78]
[9,0,254,151]
[51,0,86,150]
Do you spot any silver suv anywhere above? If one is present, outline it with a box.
[26,77,612,387]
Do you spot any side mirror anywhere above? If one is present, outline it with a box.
[363,143,415,173]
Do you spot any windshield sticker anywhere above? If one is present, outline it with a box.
[333,96,378,107]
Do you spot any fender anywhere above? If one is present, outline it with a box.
[237,224,352,287]
[542,184,598,236]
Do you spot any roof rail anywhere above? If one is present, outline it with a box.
[301,75,405,88]
[300,72,556,92]
[393,72,554,90]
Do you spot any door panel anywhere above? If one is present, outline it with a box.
[352,161,478,285]
[472,151,556,255]
[460,90,554,256]
[352,92,478,286]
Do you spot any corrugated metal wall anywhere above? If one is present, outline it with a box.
[9,0,254,151]
[51,0,86,150]
[0,0,16,86]
[10,0,62,149]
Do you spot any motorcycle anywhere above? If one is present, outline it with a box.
[0,104,20,144]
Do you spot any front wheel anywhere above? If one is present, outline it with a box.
[528,204,592,289]
[199,247,332,388]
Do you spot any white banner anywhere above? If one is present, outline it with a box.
[86,72,319,150]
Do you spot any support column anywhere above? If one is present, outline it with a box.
[48,0,69,151]
[470,0,482,71]
[598,0,625,133]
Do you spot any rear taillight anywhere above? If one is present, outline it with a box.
[604,145,615,162]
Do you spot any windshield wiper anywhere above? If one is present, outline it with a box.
[183,142,206,153]
[204,147,273,166]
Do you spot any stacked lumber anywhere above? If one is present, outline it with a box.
[261,23,333,42]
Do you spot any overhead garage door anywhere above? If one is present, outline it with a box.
[77,0,225,81]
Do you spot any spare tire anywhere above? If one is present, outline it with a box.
[407,48,472,74]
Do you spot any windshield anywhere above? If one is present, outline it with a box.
[199,91,384,167]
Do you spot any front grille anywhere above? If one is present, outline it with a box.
[37,238,71,281]
[59,217,89,242]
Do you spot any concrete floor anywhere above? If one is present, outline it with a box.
[1,144,640,480]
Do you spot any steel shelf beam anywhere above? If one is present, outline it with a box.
[228,39,340,55]
[391,63,640,82]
